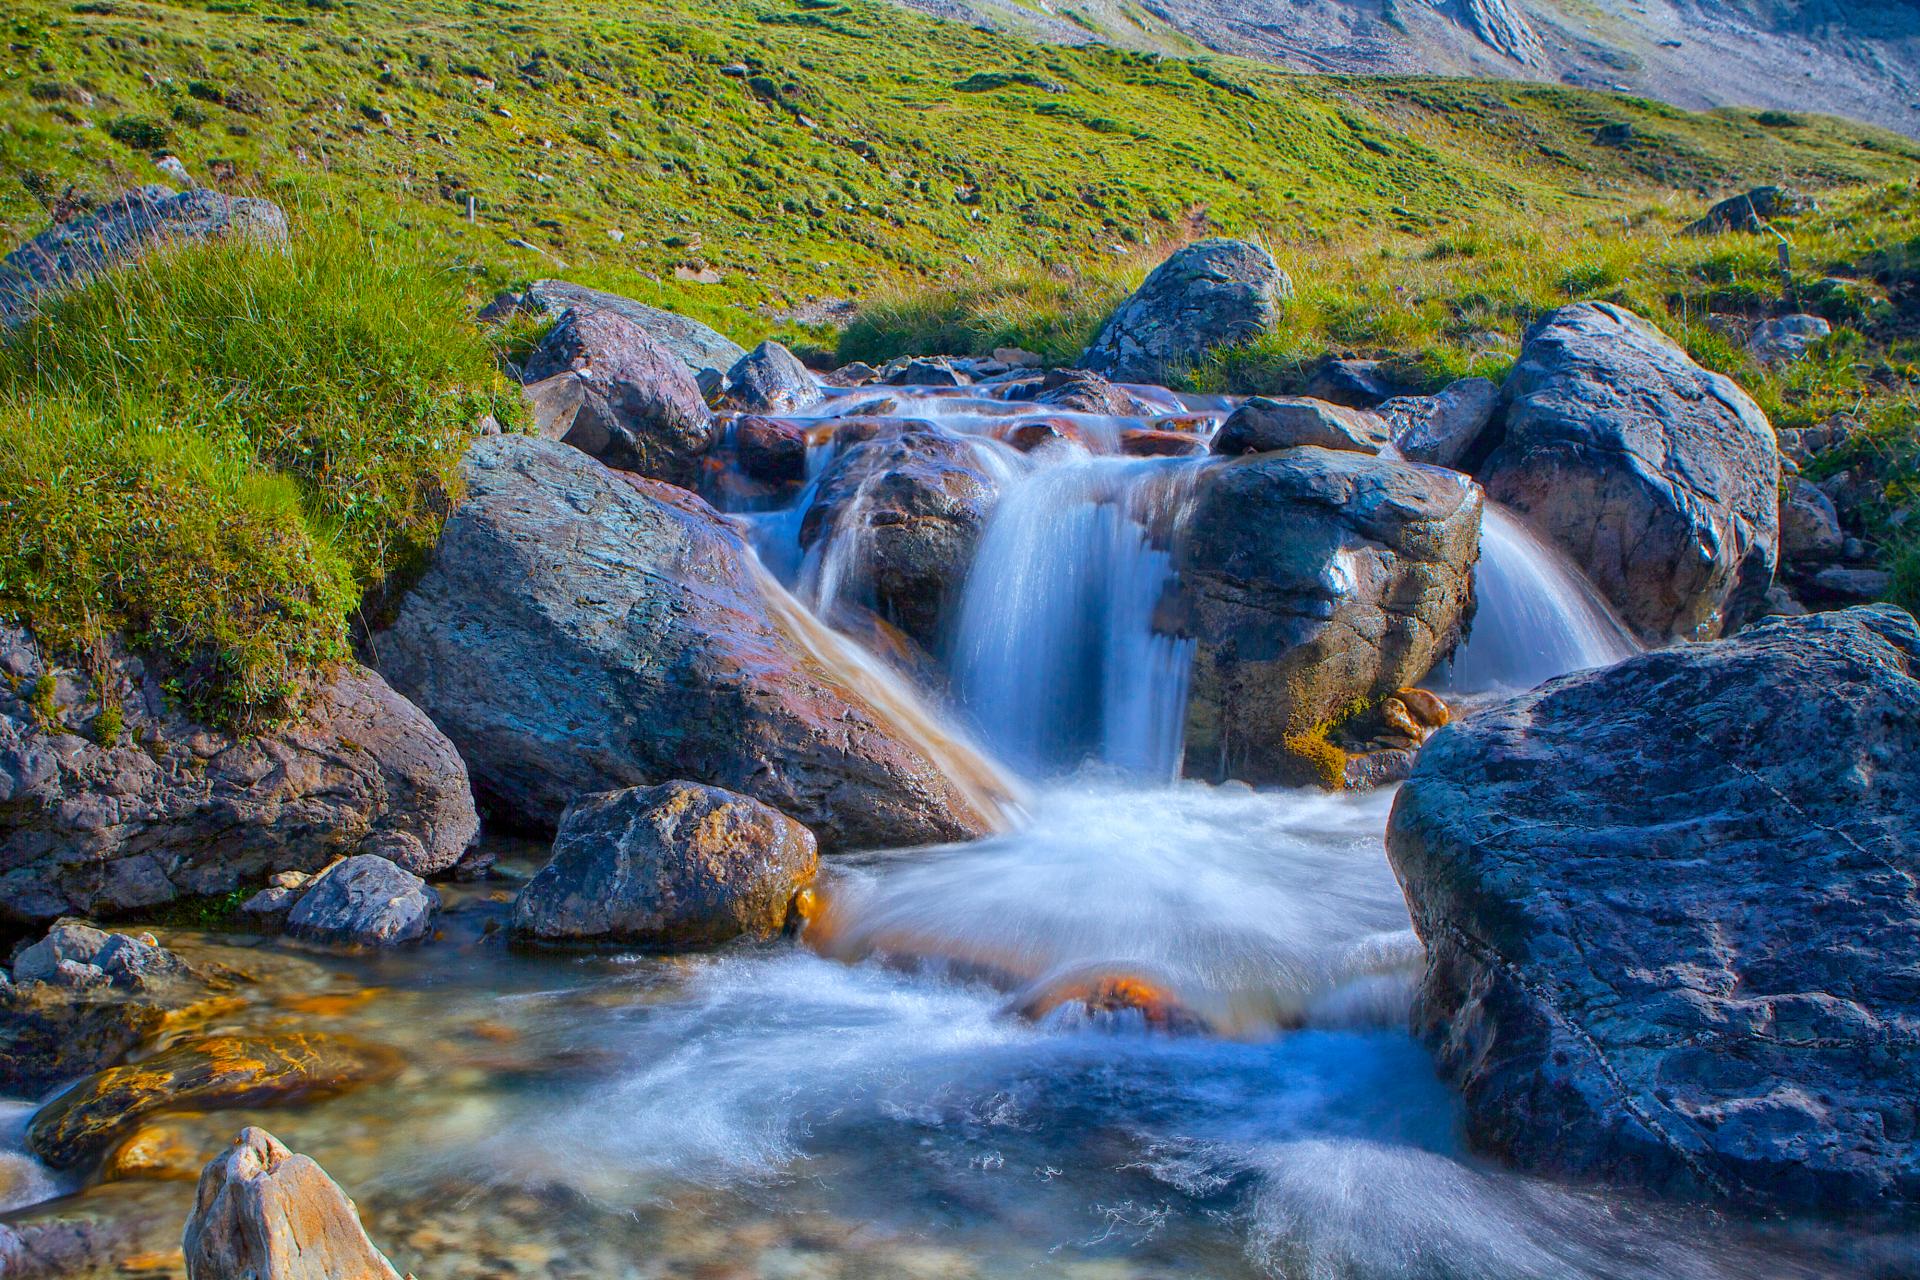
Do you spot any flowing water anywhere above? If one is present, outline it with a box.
[4,375,1908,1279]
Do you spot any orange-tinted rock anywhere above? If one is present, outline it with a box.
[734,415,809,484]
[1011,971,1215,1035]
[1395,687,1451,731]
[1002,418,1088,453]
[1120,429,1206,458]
[183,1127,403,1280]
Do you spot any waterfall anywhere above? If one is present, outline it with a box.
[1438,503,1640,694]
[949,456,1201,779]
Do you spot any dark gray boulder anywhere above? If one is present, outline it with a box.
[723,340,823,415]
[1211,396,1389,456]
[284,855,438,947]
[1079,239,1288,384]
[522,278,745,381]
[0,185,289,327]
[375,435,1008,850]
[1174,447,1482,786]
[1388,605,1920,1210]
[512,781,818,948]
[1780,476,1845,565]
[0,629,478,928]
[1685,185,1815,235]
[1302,359,1418,409]
[1380,377,1501,469]
[522,307,715,488]
[1483,303,1780,641]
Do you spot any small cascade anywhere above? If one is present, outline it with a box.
[950,456,1202,778]
[1439,503,1640,694]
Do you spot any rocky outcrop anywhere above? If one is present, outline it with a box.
[376,435,1006,850]
[0,186,289,327]
[1482,303,1780,640]
[1174,447,1482,786]
[1388,606,1920,1210]
[0,629,477,928]
[183,1127,402,1280]
[521,278,746,381]
[521,307,715,488]
[1211,396,1389,456]
[284,855,438,948]
[799,429,1004,646]
[723,340,823,415]
[1685,186,1815,235]
[1079,239,1288,384]
[1380,377,1500,469]
[1460,0,1543,64]
[513,782,818,948]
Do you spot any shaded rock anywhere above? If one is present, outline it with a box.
[1388,606,1920,1210]
[1,982,170,1098]
[733,414,810,485]
[1747,313,1831,366]
[521,278,745,381]
[723,340,823,415]
[1303,359,1417,409]
[0,629,477,928]
[1004,367,1149,416]
[825,360,880,387]
[283,855,437,948]
[376,435,1006,850]
[28,1033,399,1168]
[0,186,288,328]
[0,1218,137,1280]
[1779,476,1845,564]
[886,356,970,387]
[521,307,715,487]
[1380,377,1501,469]
[1805,564,1894,604]
[238,871,312,927]
[800,429,1004,646]
[1483,303,1780,641]
[1175,447,1482,786]
[1079,239,1288,384]
[512,781,818,948]
[1685,185,1815,235]
[184,1126,402,1280]
[1212,396,1389,456]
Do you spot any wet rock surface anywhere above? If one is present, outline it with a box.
[1483,303,1780,641]
[1389,605,1920,1210]
[0,627,478,927]
[1004,367,1149,416]
[1211,396,1390,456]
[377,435,1002,850]
[723,340,824,415]
[513,781,818,948]
[284,855,439,948]
[1079,239,1287,383]
[183,1126,403,1280]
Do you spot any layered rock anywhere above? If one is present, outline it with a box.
[1211,396,1389,456]
[1483,303,1780,640]
[1079,239,1288,384]
[513,782,818,948]
[521,307,715,488]
[377,435,1006,850]
[183,1127,402,1280]
[1388,606,1920,1210]
[521,278,745,382]
[0,629,477,927]
[284,855,438,948]
[723,340,823,415]
[1174,447,1481,786]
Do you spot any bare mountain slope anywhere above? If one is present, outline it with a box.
[893,0,1920,136]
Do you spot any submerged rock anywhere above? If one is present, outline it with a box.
[1482,303,1780,641]
[377,435,1006,850]
[521,307,715,487]
[723,340,823,415]
[513,781,818,948]
[520,278,746,381]
[1211,396,1389,456]
[0,628,477,928]
[183,1126,402,1280]
[0,185,289,327]
[283,855,438,948]
[1175,447,1481,786]
[1079,239,1287,384]
[1389,605,1920,1210]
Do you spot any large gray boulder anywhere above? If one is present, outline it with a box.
[1483,303,1780,641]
[1174,447,1481,786]
[0,185,289,327]
[1079,239,1288,384]
[376,435,1007,850]
[522,307,715,488]
[284,855,438,948]
[184,1127,402,1280]
[799,429,1004,647]
[513,781,818,948]
[523,278,745,382]
[0,630,477,928]
[1389,606,1920,1210]
[723,340,823,415]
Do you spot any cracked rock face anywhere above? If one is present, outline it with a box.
[1388,605,1920,1211]
[1078,239,1288,385]
[1483,302,1781,642]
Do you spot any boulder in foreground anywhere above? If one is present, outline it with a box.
[513,782,818,948]
[1079,239,1287,384]
[184,1126,402,1280]
[1389,605,1920,1210]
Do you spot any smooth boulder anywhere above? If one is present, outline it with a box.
[183,1127,402,1280]
[1211,396,1389,456]
[1483,303,1780,640]
[724,340,823,415]
[522,278,745,381]
[283,856,438,948]
[513,782,818,948]
[0,628,477,928]
[522,307,715,488]
[376,435,1006,850]
[1079,239,1288,384]
[1175,447,1481,786]
[1389,606,1920,1210]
